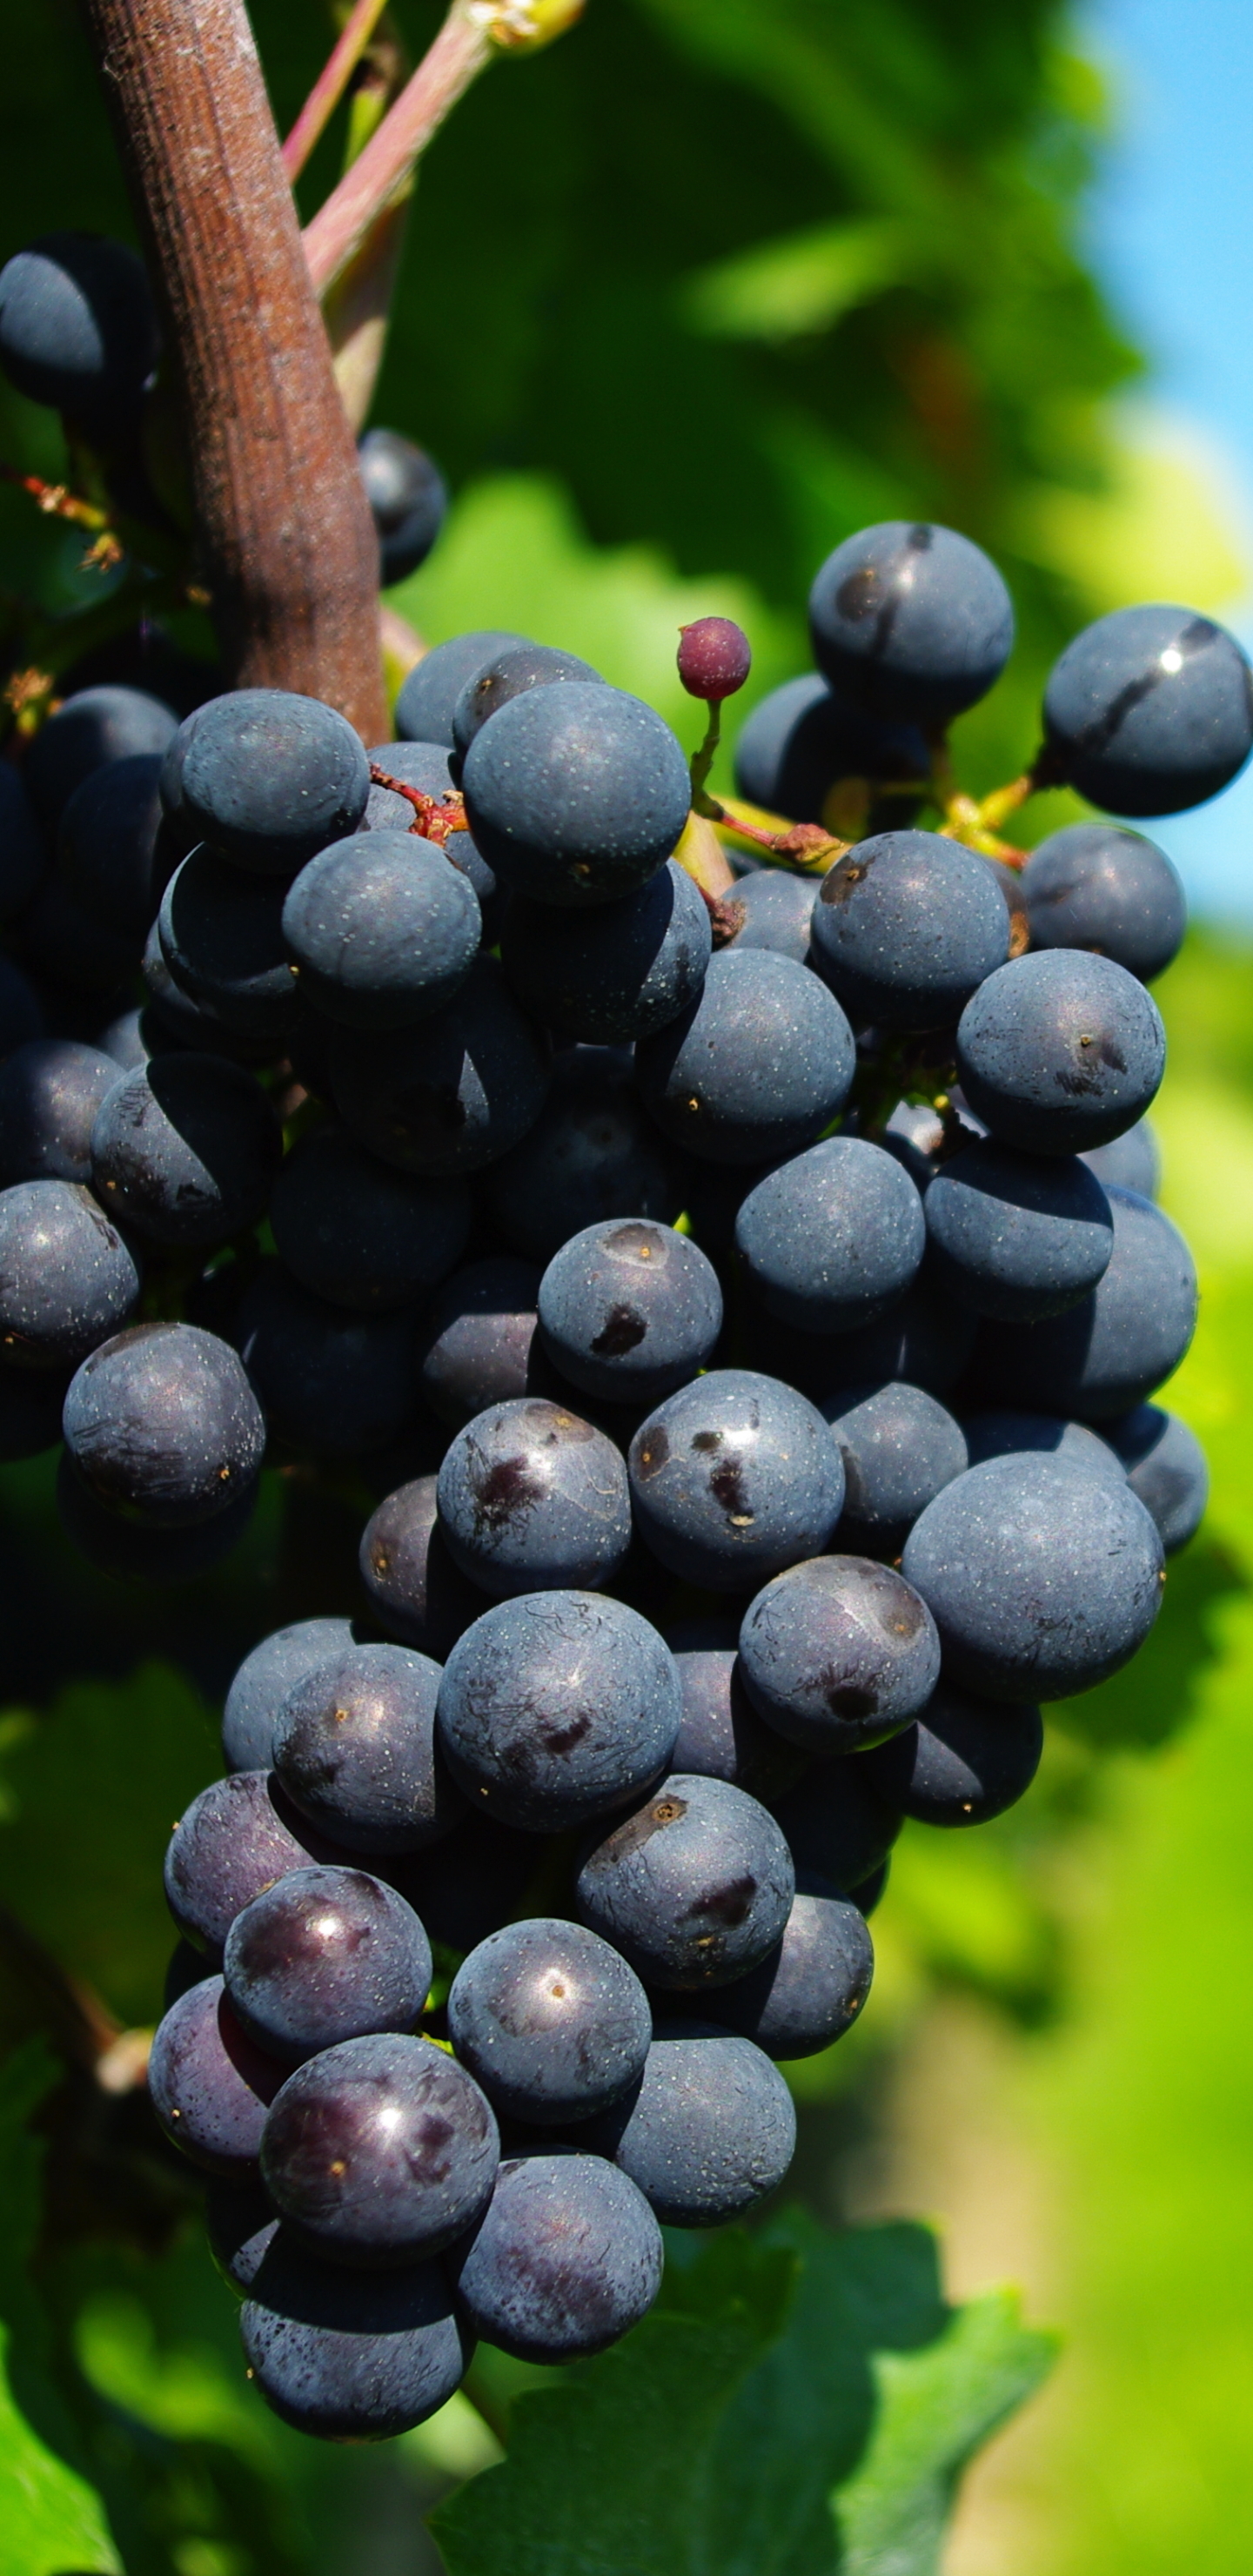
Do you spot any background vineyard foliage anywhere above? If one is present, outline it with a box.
[0,2,1250,2572]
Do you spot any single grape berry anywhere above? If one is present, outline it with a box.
[1042,603,1253,815]
[330,956,551,1177]
[260,2031,499,2264]
[0,1179,140,1370]
[57,753,170,937]
[0,1042,122,1190]
[147,1974,283,2178]
[241,2233,472,2439]
[462,683,692,909]
[725,869,816,964]
[269,1126,472,1311]
[821,1381,968,1550]
[499,861,712,1045]
[735,1138,926,1335]
[738,1555,941,1754]
[902,1453,1164,1700]
[395,631,529,748]
[273,1641,460,1855]
[358,427,448,584]
[483,1045,688,1266]
[237,1264,419,1458]
[701,1872,874,2059]
[452,641,604,763]
[628,1368,846,1593]
[537,1218,723,1405]
[452,2152,663,2361]
[164,1770,339,1958]
[808,521,1014,727]
[580,2022,796,2225]
[63,1322,265,1525]
[575,1772,794,1989]
[90,1053,281,1247]
[157,847,298,1044]
[633,948,855,1166]
[1102,1404,1208,1554]
[810,828,1009,1030]
[222,1618,358,1772]
[162,689,371,875]
[923,1138,1115,1322]
[677,617,752,701]
[283,832,481,1029]
[223,1865,432,2064]
[436,1590,681,1834]
[1081,1116,1160,1200]
[358,1476,485,1659]
[446,1917,652,2123]
[417,1257,542,1427]
[668,1624,800,1800]
[955,951,1165,1156]
[861,1682,1043,1827]
[0,231,157,433]
[969,1184,1197,1420]
[1021,822,1186,983]
[435,1396,633,1596]
[25,687,178,846]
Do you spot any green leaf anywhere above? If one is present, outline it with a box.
[0,2043,120,2576]
[681,220,916,341]
[430,2215,1055,2576]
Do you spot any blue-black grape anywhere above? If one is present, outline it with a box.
[750,1269,976,1402]
[483,1046,689,1265]
[358,428,448,584]
[283,832,481,1029]
[435,1397,632,1596]
[270,1125,471,1311]
[273,1640,460,1855]
[395,632,528,748]
[810,828,1008,1030]
[223,1864,432,2063]
[633,949,855,1165]
[735,1138,925,1334]
[238,1262,418,1456]
[223,1619,358,1771]
[0,231,157,432]
[701,1872,874,2059]
[0,1178,139,1368]
[417,1258,542,1427]
[447,1917,651,2123]
[147,1973,282,2177]
[732,671,929,825]
[901,1453,1164,1699]
[968,1184,1197,1420]
[1102,1403,1209,1553]
[668,1626,801,1800]
[737,1554,941,1754]
[1042,603,1253,816]
[90,1053,280,1246]
[0,764,44,922]
[1081,1116,1160,1200]
[821,1380,968,1548]
[537,1218,722,1405]
[157,846,298,1044]
[462,682,691,909]
[725,867,816,963]
[961,1409,1123,1481]
[162,690,371,876]
[628,1368,846,1593]
[24,684,178,840]
[139,917,267,1063]
[57,752,170,937]
[452,2150,662,2360]
[241,2231,472,2438]
[260,2030,499,2264]
[955,951,1165,1155]
[580,2021,795,2225]
[1021,822,1186,983]
[164,1769,342,1957]
[499,860,711,1044]
[205,2177,280,2296]
[437,1590,680,1833]
[808,521,1014,726]
[0,1040,121,1187]
[575,1772,794,1989]
[923,1137,1114,1321]
[330,956,550,1176]
[358,1476,486,1658]
[861,1681,1043,1826]
[451,641,603,766]
[64,1322,265,1524]
[768,1758,901,1893]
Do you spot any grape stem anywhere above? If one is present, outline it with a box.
[282,0,392,182]
[304,3,499,298]
[368,762,469,858]
[0,461,112,535]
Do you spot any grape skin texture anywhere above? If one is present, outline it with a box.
[147,1974,282,2177]
[737,1555,941,1754]
[922,1138,1114,1322]
[446,1918,651,2123]
[810,828,1009,1031]
[63,1322,265,1525]
[499,861,712,1044]
[668,1633,800,1801]
[677,617,751,701]
[633,948,855,1166]
[452,642,603,763]
[735,1138,925,1335]
[581,2023,797,2226]
[862,1683,1043,1827]
[0,231,157,429]
[436,1590,681,1834]
[748,1271,975,1401]
[260,2031,499,2265]
[395,631,528,748]
[961,1409,1124,1482]
[241,2231,472,2438]
[1021,822,1186,983]
[273,1642,459,1855]
[358,428,448,585]
[224,1865,432,2064]
[0,1041,122,1189]
[821,1380,969,1546]
[25,684,177,839]
[90,1053,281,1247]
[158,848,298,1044]
[901,1453,1164,1701]
[330,956,551,1177]
[629,1368,847,1593]
[164,1769,340,1959]
[0,1179,139,1368]
[435,1395,632,1595]
[358,1476,484,1658]
[282,832,481,1030]
[727,869,816,964]
[732,671,928,825]
[1102,1403,1209,1554]
[58,754,168,937]
[808,522,1014,726]
[537,1218,722,1405]
[452,2152,663,2361]
[955,951,1165,1156]
[701,1875,874,2058]
[270,1127,471,1312]
[575,1772,794,1990]
[462,682,692,910]
[969,1184,1197,1421]
[1042,603,1253,816]
[223,1619,358,1772]
[205,2177,279,2297]
[1081,1117,1160,1200]
[417,1257,542,1427]
[164,689,371,876]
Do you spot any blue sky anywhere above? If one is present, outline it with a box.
[1080,0,1253,916]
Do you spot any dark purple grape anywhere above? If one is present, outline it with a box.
[482,1045,689,1266]
[968,1184,1197,1421]
[0,1040,122,1187]
[436,1397,632,1596]
[358,428,448,584]
[923,1138,1114,1321]
[90,1053,281,1247]
[237,1263,418,1457]
[861,1683,1043,1825]
[437,1591,680,1835]
[358,1478,486,1657]
[768,1760,901,1893]
[384,1810,536,1955]
[0,233,157,437]
[580,2022,795,2225]
[63,1322,265,1525]
[260,2031,499,2264]
[628,1369,846,1593]
[732,672,929,829]
[808,521,1013,727]
[417,1258,542,1428]
[57,755,169,938]
[668,1627,801,1800]
[955,952,1165,1157]
[26,683,176,838]
[452,2151,662,2360]
[447,1917,650,2123]
[575,1772,794,1990]
[395,632,528,748]
[701,1874,874,2058]
[725,869,815,963]
[223,1619,358,1772]
[461,683,691,910]
[737,1556,940,1754]
[1042,604,1253,816]
[330,956,550,1177]
[1021,822,1186,983]
[735,1138,925,1334]
[1098,1404,1208,1555]
[163,689,370,876]
[499,862,711,1045]
[810,829,1008,1030]
[272,1641,461,1855]
[821,1381,968,1551]
[452,641,603,763]
[164,1769,340,1959]
[223,1865,432,2064]
[158,846,298,1043]
[633,949,854,1166]
[537,1218,722,1406]
[0,1178,139,1368]
[241,2231,471,2438]
[961,1410,1123,1481]
[148,1974,283,2177]
[270,1125,472,1311]
[283,831,480,1029]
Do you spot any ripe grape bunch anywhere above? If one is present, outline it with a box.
[0,237,1229,2445]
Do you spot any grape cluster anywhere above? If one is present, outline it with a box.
[0,249,1228,2438]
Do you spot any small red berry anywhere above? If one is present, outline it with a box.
[677,617,752,702]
